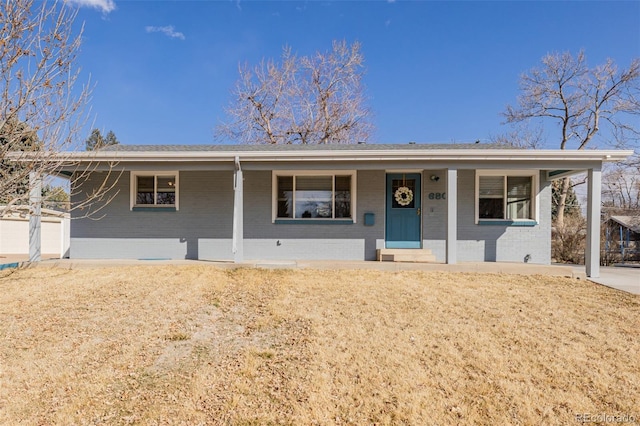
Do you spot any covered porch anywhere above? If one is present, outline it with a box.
[24,144,632,278]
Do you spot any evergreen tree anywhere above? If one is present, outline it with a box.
[85,128,119,151]
[42,184,70,211]
[105,130,119,147]
[85,129,104,151]
[0,119,40,204]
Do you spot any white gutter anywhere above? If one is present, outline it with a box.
[21,149,634,164]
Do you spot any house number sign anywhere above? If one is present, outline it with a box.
[428,192,446,200]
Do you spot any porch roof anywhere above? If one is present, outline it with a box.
[607,216,640,234]
[55,143,632,163]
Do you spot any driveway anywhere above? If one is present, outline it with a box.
[588,266,640,295]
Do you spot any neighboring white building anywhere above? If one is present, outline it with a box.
[0,206,70,258]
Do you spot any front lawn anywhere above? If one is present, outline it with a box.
[0,266,638,424]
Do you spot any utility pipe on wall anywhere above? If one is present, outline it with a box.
[232,156,244,263]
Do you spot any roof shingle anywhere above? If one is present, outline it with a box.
[101,142,517,152]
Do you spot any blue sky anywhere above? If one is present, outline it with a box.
[69,0,640,147]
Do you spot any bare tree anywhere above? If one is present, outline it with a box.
[217,40,373,145]
[503,51,640,227]
[602,157,640,216]
[0,0,118,218]
[490,123,545,149]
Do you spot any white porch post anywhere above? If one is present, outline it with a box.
[29,171,42,262]
[232,157,244,263]
[585,167,602,278]
[446,168,457,264]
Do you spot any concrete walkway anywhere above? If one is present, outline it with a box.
[2,255,637,295]
[585,266,640,295]
[3,255,581,277]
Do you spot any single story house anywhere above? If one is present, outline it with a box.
[28,143,632,277]
[604,215,640,263]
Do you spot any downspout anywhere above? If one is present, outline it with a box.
[232,156,244,263]
[446,168,457,264]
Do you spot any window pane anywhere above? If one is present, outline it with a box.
[479,176,504,197]
[479,198,504,219]
[136,176,154,205]
[478,176,504,219]
[507,176,532,219]
[295,176,332,218]
[277,176,293,218]
[335,176,351,218]
[156,175,176,205]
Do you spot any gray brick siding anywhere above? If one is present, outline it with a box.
[70,171,233,259]
[422,169,551,264]
[242,170,384,260]
[70,169,551,263]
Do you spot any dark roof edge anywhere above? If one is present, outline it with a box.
[101,142,518,152]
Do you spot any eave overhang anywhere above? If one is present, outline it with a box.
[17,148,634,165]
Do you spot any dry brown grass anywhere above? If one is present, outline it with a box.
[0,266,638,425]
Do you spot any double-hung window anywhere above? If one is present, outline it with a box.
[476,171,537,223]
[130,172,179,210]
[273,171,356,222]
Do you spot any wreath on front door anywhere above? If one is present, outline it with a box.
[394,186,414,206]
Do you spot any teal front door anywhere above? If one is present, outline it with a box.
[386,173,421,248]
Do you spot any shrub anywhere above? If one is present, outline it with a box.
[552,215,586,264]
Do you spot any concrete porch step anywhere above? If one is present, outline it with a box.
[377,248,437,263]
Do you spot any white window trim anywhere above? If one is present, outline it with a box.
[130,171,180,210]
[271,170,357,223]
[475,170,538,224]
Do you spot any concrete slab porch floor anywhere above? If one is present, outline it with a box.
[5,255,579,277]
[2,256,637,295]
